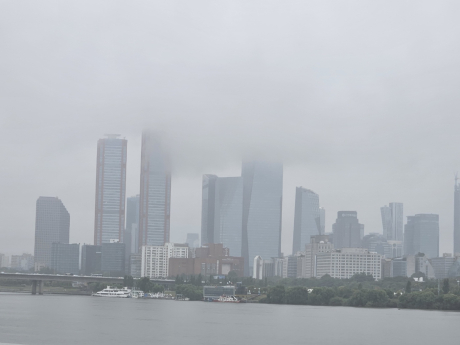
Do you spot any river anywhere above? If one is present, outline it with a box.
[1,293,459,344]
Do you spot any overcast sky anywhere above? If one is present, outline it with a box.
[1,1,460,257]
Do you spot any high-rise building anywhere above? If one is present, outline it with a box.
[141,243,188,278]
[430,254,457,280]
[332,211,363,249]
[126,195,140,253]
[292,187,320,254]
[200,175,243,257]
[319,207,325,235]
[201,174,218,246]
[380,203,403,241]
[0,254,9,268]
[404,214,439,258]
[302,235,333,278]
[10,253,34,271]
[94,135,127,245]
[454,177,460,255]
[101,241,126,277]
[34,197,70,270]
[242,161,283,275]
[186,233,200,248]
[50,243,79,275]
[81,245,102,276]
[139,131,171,250]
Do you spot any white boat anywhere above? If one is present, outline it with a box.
[214,295,240,303]
[130,289,145,298]
[92,286,131,298]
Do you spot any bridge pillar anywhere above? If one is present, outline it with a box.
[32,280,37,295]
[38,280,44,295]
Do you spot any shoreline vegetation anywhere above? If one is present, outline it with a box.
[2,273,460,311]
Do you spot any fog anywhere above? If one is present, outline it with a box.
[1,1,460,256]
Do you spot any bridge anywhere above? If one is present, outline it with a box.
[0,273,175,295]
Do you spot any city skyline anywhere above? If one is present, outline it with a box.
[1,133,458,259]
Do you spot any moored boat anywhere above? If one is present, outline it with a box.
[92,286,131,298]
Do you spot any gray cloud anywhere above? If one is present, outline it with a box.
[1,1,460,256]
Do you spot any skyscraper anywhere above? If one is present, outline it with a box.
[200,175,243,256]
[125,195,140,254]
[454,177,460,255]
[139,131,171,250]
[34,197,70,270]
[242,161,283,275]
[292,187,320,254]
[94,135,127,245]
[332,211,362,249]
[319,207,325,235]
[380,202,403,241]
[404,214,439,258]
[201,174,218,245]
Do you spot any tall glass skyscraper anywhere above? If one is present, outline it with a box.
[139,131,171,250]
[200,175,243,256]
[242,161,283,275]
[292,187,320,254]
[332,211,362,249]
[201,174,218,246]
[93,135,127,245]
[404,214,439,258]
[454,178,460,255]
[34,196,70,270]
[380,202,403,241]
[125,195,140,254]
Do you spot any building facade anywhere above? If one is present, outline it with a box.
[186,233,200,248]
[332,211,363,250]
[34,196,70,270]
[101,241,125,276]
[302,235,334,278]
[315,248,382,280]
[139,131,171,250]
[141,243,188,278]
[404,214,439,258]
[430,254,457,280]
[201,174,218,246]
[50,243,79,275]
[94,135,127,245]
[380,203,403,242]
[292,187,321,254]
[81,245,102,276]
[242,161,283,275]
[10,253,34,271]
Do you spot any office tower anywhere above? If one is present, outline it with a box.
[50,243,79,275]
[332,211,363,249]
[319,207,325,235]
[390,258,407,277]
[139,131,171,250]
[94,135,127,245]
[101,240,126,276]
[292,187,320,254]
[404,214,439,258]
[81,245,102,276]
[141,243,188,278]
[380,203,403,241]
[302,235,333,278]
[126,195,140,253]
[0,254,8,268]
[186,233,200,248]
[201,174,218,245]
[242,161,283,275]
[34,197,70,270]
[454,177,460,255]
[316,248,382,280]
[430,254,457,280]
[200,175,243,257]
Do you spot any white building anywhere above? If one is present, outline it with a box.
[0,253,9,268]
[253,256,263,279]
[301,235,334,278]
[315,248,382,280]
[141,243,189,278]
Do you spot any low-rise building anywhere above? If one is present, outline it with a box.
[315,248,382,280]
[430,254,457,280]
[10,253,34,271]
[101,241,125,277]
[81,244,101,276]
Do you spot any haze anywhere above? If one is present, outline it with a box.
[1,1,460,256]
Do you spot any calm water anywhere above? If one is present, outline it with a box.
[1,293,460,345]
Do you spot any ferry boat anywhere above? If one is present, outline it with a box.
[92,286,131,298]
[130,289,145,299]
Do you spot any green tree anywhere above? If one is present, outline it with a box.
[123,275,134,288]
[227,271,238,284]
[267,285,285,304]
[285,287,308,305]
[442,279,450,294]
[137,277,151,292]
[405,280,412,294]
